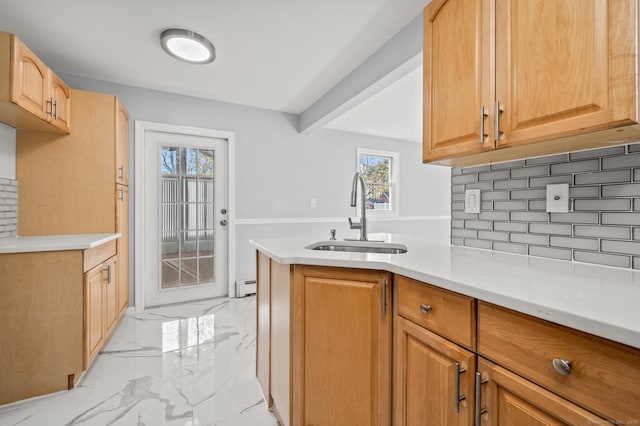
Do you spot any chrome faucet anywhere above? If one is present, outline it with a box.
[348,172,368,241]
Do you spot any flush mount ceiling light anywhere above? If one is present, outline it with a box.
[160,29,216,64]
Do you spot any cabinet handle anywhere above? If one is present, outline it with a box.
[454,362,467,413]
[494,101,503,142]
[552,358,572,376]
[381,278,387,316]
[479,106,489,144]
[420,303,432,314]
[475,372,488,425]
[103,265,112,284]
[53,99,58,120]
[118,186,124,201]
[118,165,124,181]
[46,98,54,117]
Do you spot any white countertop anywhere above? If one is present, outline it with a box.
[0,233,121,254]
[250,233,640,350]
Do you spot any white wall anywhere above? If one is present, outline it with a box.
[0,123,16,179]
[61,74,451,302]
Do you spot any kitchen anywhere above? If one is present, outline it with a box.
[1,0,640,425]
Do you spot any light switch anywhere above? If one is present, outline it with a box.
[464,189,481,214]
[546,184,569,213]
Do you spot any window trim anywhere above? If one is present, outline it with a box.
[356,147,399,217]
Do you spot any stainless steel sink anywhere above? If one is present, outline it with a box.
[305,240,408,254]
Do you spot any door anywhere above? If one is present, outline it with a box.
[394,316,475,426]
[116,184,129,316]
[48,70,71,133]
[292,266,391,426]
[84,264,104,369]
[143,130,228,307]
[423,0,493,162]
[10,35,48,120]
[477,357,606,425]
[495,0,637,147]
[104,256,118,337]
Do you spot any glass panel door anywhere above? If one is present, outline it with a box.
[160,146,215,289]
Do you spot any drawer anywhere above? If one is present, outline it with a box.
[478,301,640,422]
[395,275,476,349]
[83,240,116,272]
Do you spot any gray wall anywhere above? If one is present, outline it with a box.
[62,74,451,301]
[451,143,640,269]
[0,122,15,179]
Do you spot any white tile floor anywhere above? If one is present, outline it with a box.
[0,297,279,426]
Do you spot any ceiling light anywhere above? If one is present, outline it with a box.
[160,29,216,64]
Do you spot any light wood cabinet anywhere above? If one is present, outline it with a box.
[423,0,640,166]
[17,89,130,314]
[0,32,71,134]
[0,240,116,405]
[84,253,118,369]
[394,275,476,426]
[116,184,129,317]
[292,265,392,426]
[394,316,476,426]
[477,357,607,425]
[84,261,105,368]
[478,301,640,423]
[255,251,271,406]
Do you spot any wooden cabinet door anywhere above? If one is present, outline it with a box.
[394,316,475,426]
[116,184,129,317]
[423,0,494,162]
[84,264,104,369]
[10,36,48,120]
[477,357,606,425]
[115,99,129,185]
[292,266,391,426]
[104,256,118,337]
[48,70,71,133]
[495,0,638,148]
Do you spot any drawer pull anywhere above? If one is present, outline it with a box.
[475,372,488,425]
[552,358,572,376]
[454,362,467,413]
[420,304,432,314]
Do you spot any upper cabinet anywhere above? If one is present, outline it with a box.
[423,0,640,166]
[0,32,71,134]
[115,98,129,185]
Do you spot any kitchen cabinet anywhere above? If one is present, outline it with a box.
[255,256,391,426]
[394,275,476,426]
[116,184,129,317]
[423,0,640,166]
[17,89,130,314]
[0,32,71,134]
[477,301,640,423]
[0,239,116,405]
[477,357,607,425]
[292,265,392,426]
[85,253,118,368]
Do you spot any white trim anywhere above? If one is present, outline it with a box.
[134,120,236,312]
[235,215,450,225]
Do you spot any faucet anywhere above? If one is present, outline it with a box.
[348,172,368,241]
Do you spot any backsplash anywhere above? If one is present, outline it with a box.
[0,177,17,239]
[451,143,640,269]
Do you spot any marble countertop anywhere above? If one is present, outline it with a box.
[0,233,121,254]
[250,233,640,350]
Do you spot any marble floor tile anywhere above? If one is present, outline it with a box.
[0,297,279,426]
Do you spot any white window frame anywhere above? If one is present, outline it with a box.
[356,147,399,217]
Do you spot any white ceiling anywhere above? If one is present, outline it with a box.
[0,0,426,124]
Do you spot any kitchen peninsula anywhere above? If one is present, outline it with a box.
[251,234,640,426]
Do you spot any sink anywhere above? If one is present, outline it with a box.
[305,240,408,254]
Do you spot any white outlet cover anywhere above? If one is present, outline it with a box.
[464,189,481,214]
[546,183,569,213]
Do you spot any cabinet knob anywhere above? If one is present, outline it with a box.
[420,303,432,314]
[552,358,572,376]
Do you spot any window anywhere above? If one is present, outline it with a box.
[357,148,399,216]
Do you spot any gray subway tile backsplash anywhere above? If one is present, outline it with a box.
[0,178,18,239]
[450,142,640,269]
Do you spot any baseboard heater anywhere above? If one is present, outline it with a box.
[235,279,257,297]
